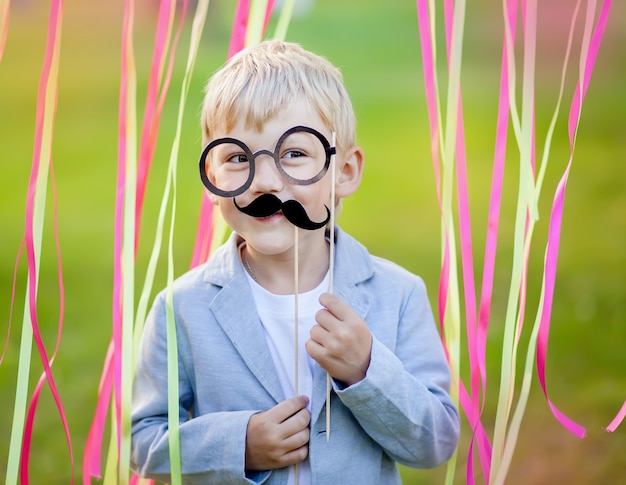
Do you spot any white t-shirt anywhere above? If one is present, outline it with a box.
[244,267,330,485]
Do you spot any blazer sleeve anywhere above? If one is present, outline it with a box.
[130,291,269,484]
[333,276,460,469]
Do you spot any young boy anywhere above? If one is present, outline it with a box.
[131,40,460,484]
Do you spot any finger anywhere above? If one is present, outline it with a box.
[280,441,309,466]
[307,328,339,360]
[305,337,336,374]
[318,293,351,319]
[309,321,329,344]
[282,423,310,450]
[318,294,360,329]
[315,307,339,331]
[280,407,311,440]
[305,338,322,360]
[269,396,310,424]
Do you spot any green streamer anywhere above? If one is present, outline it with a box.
[273,0,294,40]
[246,0,270,47]
[118,1,138,482]
[6,297,34,485]
[491,3,538,478]
[162,0,211,482]
[6,5,56,480]
[439,2,466,484]
[104,400,119,485]
[494,2,589,481]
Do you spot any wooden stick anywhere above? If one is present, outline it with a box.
[326,132,337,441]
[294,225,299,485]
[294,225,299,398]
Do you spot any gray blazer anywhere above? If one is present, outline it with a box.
[131,227,459,484]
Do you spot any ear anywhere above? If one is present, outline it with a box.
[208,192,220,205]
[335,145,364,198]
[202,157,221,205]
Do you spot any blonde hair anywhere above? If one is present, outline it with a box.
[201,40,356,154]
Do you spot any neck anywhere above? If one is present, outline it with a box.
[240,236,329,295]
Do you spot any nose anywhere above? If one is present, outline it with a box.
[249,151,284,194]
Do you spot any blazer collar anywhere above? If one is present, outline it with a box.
[203,236,285,404]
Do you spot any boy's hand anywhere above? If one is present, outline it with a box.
[245,396,310,471]
[306,293,372,386]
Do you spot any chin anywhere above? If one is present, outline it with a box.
[242,225,294,250]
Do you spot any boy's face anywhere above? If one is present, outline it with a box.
[206,100,337,256]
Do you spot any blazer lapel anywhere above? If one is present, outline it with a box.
[311,365,331,430]
[209,271,285,405]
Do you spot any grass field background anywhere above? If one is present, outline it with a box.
[1,1,625,483]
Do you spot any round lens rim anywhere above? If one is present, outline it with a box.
[198,137,256,198]
[274,125,332,186]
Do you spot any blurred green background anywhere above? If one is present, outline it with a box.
[1,1,625,483]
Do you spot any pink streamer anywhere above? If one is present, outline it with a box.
[192,0,276,268]
[109,0,136,461]
[84,1,188,480]
[135,0,189,249]
[21,161,70,483]
[535,163,586,438]
[413,1,448,361]
[414,0,444,328]
[1,238,24,366]
[18,0,74,481]
[83,342,114,481]
[416,1,495,480]
[606,400,626,433]
[568,1,610,142]
[226,0,275,59]
[471,1,519,475]
[415,0,617,480]
[89,0,280,478]
[0,2,8,62]
[227,0,250,59]
[459,382,493,482]
[414,0,442,210]
[454,105,492,483]
[536,0,612,438]
[514,2,538,349]
[192,0,253,268]
[190,196,215,267]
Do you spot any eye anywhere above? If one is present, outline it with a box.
[283,149,306,159]
[226,153,249,164]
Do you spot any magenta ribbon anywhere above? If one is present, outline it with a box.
[536,0,614,437]
[15,0,75,482]
[192,0,275,268]
[416,0,618,482]
[84,0,187,482]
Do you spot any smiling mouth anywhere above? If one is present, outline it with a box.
[258,211,283,220]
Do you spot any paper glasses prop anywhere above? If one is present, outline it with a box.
[199,125,335,192]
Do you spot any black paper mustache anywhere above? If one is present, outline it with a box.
[233,193,330,231]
